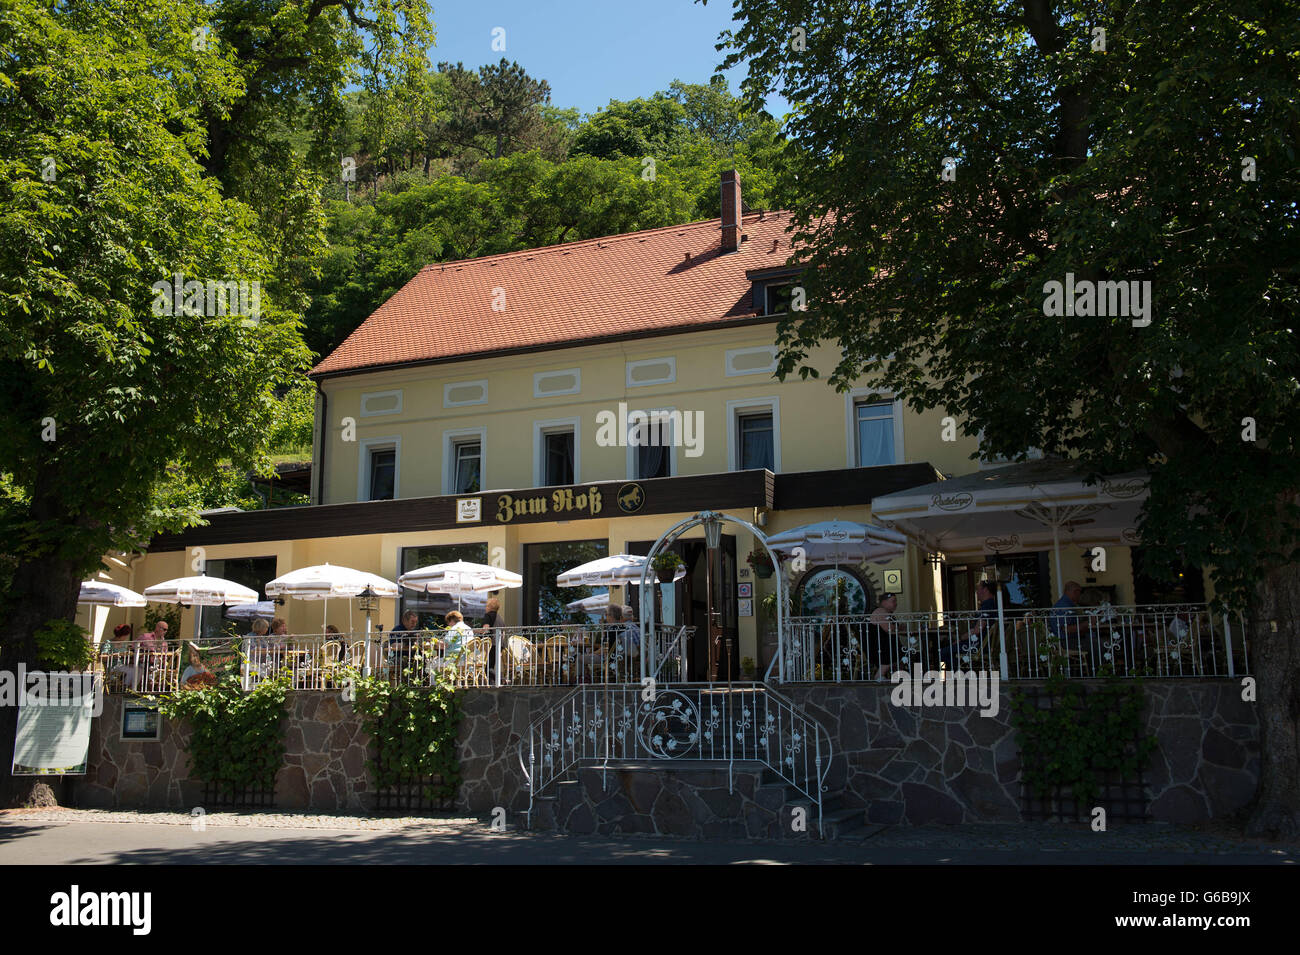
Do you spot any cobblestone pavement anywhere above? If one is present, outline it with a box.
[1,809,1294,864]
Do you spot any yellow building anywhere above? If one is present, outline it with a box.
[87,173,1208,676]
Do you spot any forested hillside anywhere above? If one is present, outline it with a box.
[302,67,793,357]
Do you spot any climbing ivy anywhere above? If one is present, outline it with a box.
[1010,648,1158,805]
[350,665,461,801]
[150,670,290,795]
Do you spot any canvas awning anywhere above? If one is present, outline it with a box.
[871,458,1150,595]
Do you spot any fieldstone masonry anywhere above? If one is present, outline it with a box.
[77,692,374,811]
[75,681,1258,832]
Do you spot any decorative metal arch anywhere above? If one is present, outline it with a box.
[637,510,788,683]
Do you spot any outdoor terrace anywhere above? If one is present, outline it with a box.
[92,602,1248,695]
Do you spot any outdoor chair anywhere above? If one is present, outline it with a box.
[459,637,492,687]
[141,647,181,693]
[541,635,571,684]
[317,640,342,688]
[504,635,537,685]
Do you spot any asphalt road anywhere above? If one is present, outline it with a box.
[1,816,1295,865]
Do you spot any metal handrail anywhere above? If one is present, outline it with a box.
[516,680,835,836]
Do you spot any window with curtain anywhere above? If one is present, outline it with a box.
[453,440,481,494]
[637,442,670,479]
[738,412,774,470]
[543,429,574,485]
[368,447,395,500]
[855,400,896,467]
[633,413,671,479]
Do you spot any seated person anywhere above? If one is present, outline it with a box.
[1048,580,1085,643]
[939,580,999,667]
[867,593,899,680]
[619,604,641,657]
[440,610,474,660]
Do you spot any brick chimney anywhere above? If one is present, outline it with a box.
[720,170,741,252]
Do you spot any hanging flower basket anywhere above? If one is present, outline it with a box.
[747,549,775,578]
[650,552,685,583]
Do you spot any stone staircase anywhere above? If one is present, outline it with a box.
[521,760,883,841]
[518,681,842,839]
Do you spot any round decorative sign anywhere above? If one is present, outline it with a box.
[616,483,645,513]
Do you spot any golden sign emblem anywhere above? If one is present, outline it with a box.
[616,483,645,513]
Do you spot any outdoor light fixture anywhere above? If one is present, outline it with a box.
[701,511,722,551]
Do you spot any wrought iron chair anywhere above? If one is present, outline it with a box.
[504,635,537,685]
[141,647,181,693]
[459,637,492,687]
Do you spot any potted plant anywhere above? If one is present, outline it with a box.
[741,656,756,680]
[746,548,775,579]
[650,551,685,583]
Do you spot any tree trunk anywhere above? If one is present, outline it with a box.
[0,554,83,807]
[1245,560,1300,838]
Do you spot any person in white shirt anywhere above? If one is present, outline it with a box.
[620,605,641,657]
[441,610,474,659]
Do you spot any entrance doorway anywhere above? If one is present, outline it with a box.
[629,534,738,681]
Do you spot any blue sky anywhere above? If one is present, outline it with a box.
[425,0,785,118]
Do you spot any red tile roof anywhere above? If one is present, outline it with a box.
[311,211,797,377]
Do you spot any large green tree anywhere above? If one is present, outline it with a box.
[716,0,1300,835]
[0,0,317,802]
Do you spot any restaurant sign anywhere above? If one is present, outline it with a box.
[493,483,646,523]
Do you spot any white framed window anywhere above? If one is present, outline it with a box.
[844,389,905,467]
[764,282,796,315]
[625,408,676,480]
[626,357,677,388]
[533,417,580,486]
[726,397,780,472]
[359,436,400,501]
[443,427,486,495]
[359,390,403,417]
[725,345,779,378]
[443,379,488,408]
[533,368,581,398]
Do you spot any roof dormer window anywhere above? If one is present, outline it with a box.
[764,281,796,315]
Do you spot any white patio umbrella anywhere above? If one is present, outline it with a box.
[566,593,611,613]
[765,520,908,566]
[413,592,489,616]
[264,563,399,634]
[225,601,277,621]
[398,560,522,612]
[555,553,685,588]
[143,575,259,606]
[78,580,147,607]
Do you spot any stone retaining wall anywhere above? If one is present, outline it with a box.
[783,680,1258,824]
[75,681,1258,825]
[76,692,373,811]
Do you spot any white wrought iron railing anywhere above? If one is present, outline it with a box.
[775,603,1249,682]
[95,624,694,693]
[518,682,833,836]
[651,625,690,684]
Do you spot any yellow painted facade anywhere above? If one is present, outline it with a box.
[89,320,1182,661]
[316,327,977,503]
